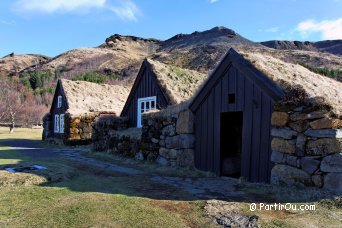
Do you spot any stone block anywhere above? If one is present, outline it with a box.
[301,157,320,175]
[134,151,144,161]
[177,149,194,167]
[271,151,285,163]
[161,125,176,136]
[159,140,165,147]
[151,138,159,144]
[159,148,179,160]
[271,138,295,154]
[271,164,312,187]
[165,134,195,149]
[286,155,298,167]
[271,128,298,139]
[312,175,323,187]
[176,110,194,134]
[324,173,342,193]
[306,138,341,156]
[271,112,289,127]
[288,120,309,132]
[321,153,342,173]
[310,118,342,129]
[295,134,306,157]
[290,111,326,121]
[306,111,326,120]
[304,129,342,138]
[156,156,168,166]
[147,152,158,161]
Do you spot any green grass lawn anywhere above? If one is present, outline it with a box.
[0,128,341,227]
[0,128,212,227]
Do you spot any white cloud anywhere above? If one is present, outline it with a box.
[209,0,219,3]
[296,18,342,40]
[15,0,106,13]
[110,0,141,22]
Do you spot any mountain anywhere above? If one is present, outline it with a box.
[1,26,342,98]
[260,40,342,56]
[0,53,50,76]
[1,26,341,125]
[154,26,263,72]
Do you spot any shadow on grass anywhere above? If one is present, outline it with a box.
[0,138,339,203]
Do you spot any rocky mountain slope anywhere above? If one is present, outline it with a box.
[0,54,50,76]
[1,26,342,95]
[260,40,342,56]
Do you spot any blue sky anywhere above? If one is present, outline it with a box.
[0,0,341,57]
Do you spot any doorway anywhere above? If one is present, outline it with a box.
[220,112,243,178]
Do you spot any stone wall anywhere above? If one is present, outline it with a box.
[42,113,51,141]
[92,115,129,151]
[270,108,342,192]
[63,113,101,145]
[139,109,195,167]
[92,107,196,168]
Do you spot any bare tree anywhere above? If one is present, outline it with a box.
[0,78,25,133]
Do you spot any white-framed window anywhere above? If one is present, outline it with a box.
[57,96,62,108]
[54,114,59,133]
[60,114,65,133]
[137,96,157,128]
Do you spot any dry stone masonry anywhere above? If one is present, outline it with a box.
[139,109,195,167]
[270,108,342,192]
[92,108,196,168]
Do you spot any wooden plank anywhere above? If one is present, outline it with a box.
[200,104,207,170]
[250,86,262,182]
[267,100,274,183]
[237,70,245,111]
[222,72,229,112]
[207,92,214,173]
[228,67,237,111]
[213,83,221,175]
[259,94,272,182]
[241,78,253,181]
[194,110,201,169]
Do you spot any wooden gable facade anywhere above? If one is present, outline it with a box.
[49,79,68,138]
[189,48,284,183]
[121,59,171,127]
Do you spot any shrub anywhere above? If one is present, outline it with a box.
[72,72,118,84]
[299,63,342,82]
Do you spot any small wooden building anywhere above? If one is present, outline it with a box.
[189,49,284,182]
[189,48,341,183]
[43,79,129,144]
[121,59,206,127]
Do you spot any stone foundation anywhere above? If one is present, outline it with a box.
[270,108,342,192]
[139,109,195,167]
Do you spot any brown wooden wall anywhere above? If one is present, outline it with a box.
[192,64,275,183]
[121,66,169,127]
[49,81,68,138]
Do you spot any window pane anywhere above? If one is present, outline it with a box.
[146,102,150,110]
[151,101,155,109]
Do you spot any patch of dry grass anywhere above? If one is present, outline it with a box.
[61,79,130,116]
[148,59,206,104]
[0,127,42,140]
[240,51,342,117]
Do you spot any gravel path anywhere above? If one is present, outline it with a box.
[2,139,244,199]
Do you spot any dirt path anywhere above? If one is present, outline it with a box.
[1,138,244,199]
